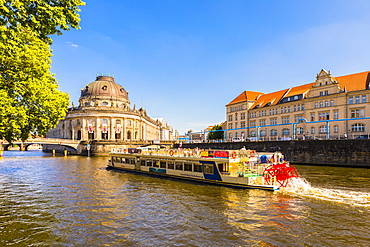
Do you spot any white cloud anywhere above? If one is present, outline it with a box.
[66,41,79,48]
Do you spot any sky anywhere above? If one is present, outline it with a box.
[50,0,370,135]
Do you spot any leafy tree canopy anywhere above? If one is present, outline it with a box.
[208,124,224,140]
[0,0,85,43]
[0,0,85,143]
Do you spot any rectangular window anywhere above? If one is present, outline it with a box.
[282,116,290,124]
[153,161,159,168]
[270,118,277,125]
[250,121,256,127]
[228,123,233,129]
[355,96,360,104]
[330,100,334,107]
[301,104,305,110]
[193,164,202,173]
[295,115,303,123]
[362,95,367,103]
[167,162,175,169]
[349,97,353,104]
[160,161,166,168]
[240,113,246,120]
[260,120,266,126]
[175,162,184,170]
[311,113,315,121]
[228,115,233,121]
[334,111,339,120]
[184,163,192,171]
[320,92,323,96]
[311,127,315,134]
[319,112,330,120]
[204,164,214,174]
[314,102,318,108]
[351,109,365,118]
[235,123,238,129]
[241,121,246,128]
[102,119,108,125]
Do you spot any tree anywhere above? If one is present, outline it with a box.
[0,0,85,143]
[208,125,224,141]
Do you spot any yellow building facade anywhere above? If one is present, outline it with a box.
[226,69,370,141]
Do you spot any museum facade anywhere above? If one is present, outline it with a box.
[47,75,173,141]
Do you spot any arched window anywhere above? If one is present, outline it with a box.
[260,130,267,136]
[297,127,304,135]
[351,123,365,132]
[270,129,277,136]
[250,131,256,137]
[334,125,339,133]
[282,128,290,136]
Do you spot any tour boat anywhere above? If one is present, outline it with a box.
[107,148,300,191]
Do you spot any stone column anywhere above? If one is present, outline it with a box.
[110,117,115,140]
[96,117,101,140]
[82,118,87,140]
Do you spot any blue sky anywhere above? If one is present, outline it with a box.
[51,0,370,135]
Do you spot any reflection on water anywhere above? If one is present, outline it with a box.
[1,151,370,246]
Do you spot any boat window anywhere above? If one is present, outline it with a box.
[153,161,159,168]
[160,161,166,168]
[140,160,146,166]
[167,162,175,169]
[217,163,229,172]
[204,164,214,174]
[175,162,183,170]
[127,158,135,164]
[193,163,202,173]
[184,163,192,172]
[146,160,154,167]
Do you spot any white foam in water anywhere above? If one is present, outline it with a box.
[281,177,370,208]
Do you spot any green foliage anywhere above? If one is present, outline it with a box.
[208,124,224,140]
[0,0,85,43]
[0,0,84,143]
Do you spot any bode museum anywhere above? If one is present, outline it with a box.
[47,75,173,142]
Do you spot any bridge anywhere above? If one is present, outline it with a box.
[1,138,80,151]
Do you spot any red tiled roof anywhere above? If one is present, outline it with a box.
[250,88,289,109]
[285,82,315,97]
[226,91,263,106]
[335,71,370,92]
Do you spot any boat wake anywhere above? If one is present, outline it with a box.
[281,177,370,208]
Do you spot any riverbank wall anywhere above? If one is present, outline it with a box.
[176,140,370,167]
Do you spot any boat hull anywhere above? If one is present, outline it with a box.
[107,164,278,191]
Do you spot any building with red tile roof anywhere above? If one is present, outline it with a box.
[225,69,370,141]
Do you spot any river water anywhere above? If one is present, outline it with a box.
[0,151,369,246]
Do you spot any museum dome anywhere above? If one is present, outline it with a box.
[80,76,129,99]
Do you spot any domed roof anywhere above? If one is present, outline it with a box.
[80,76,129,99]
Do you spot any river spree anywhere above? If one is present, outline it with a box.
[1,151,370,246]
